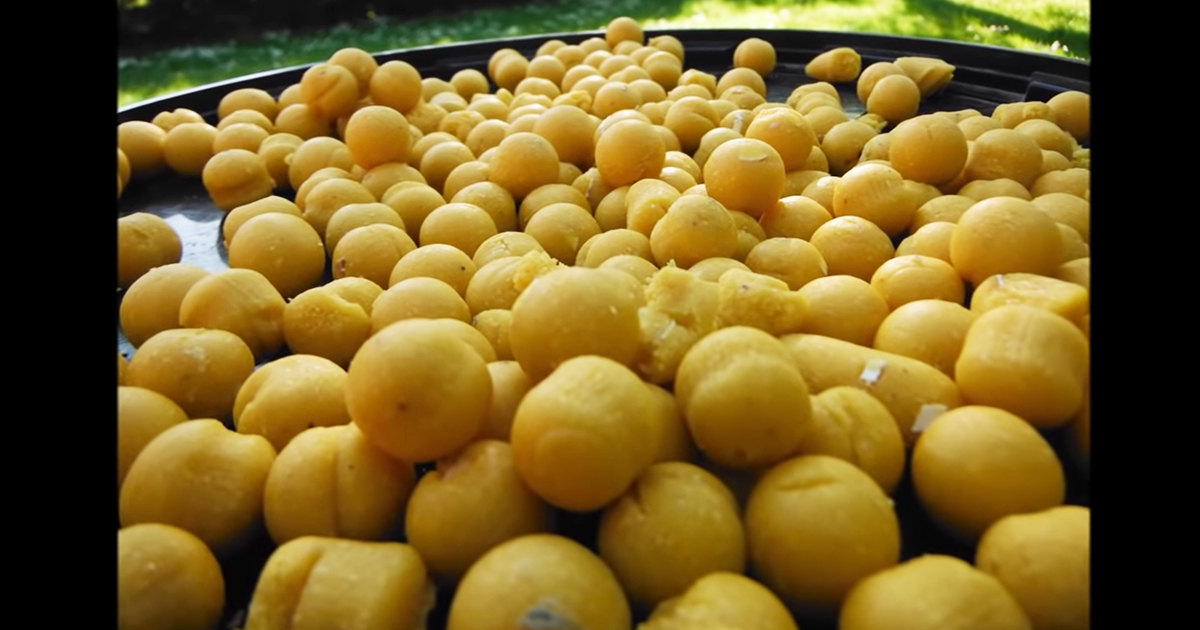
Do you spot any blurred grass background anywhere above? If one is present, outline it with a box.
[118,0,1089,107]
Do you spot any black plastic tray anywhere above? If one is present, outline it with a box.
[117,29,1090,630]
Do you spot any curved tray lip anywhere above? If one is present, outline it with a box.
[118,28,1088,120]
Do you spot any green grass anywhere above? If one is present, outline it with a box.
[117,0,1089,107]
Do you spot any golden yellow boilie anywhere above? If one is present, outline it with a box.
[533,105,598,169]
[120,263,210,348]
[524,202,601,266]
[840,555,1032,630]
[746,455,901,614]
[794,387,906,495]
[332,223,418,289]
[703,138,786,219]
[243,537,434,630]
[606,16,644,47]
[950,196,1064,286]
[744,237,827,291]
[866,74,921,125]
[371,278,470,333]
[641,572,800,630]
[809,215,894,282]
[346,319,492,463]
[832,163,919,238]
[218,88,278,121]
[118,524,225,630]
[888,114,969,186]
[487,132,561,200]
[873,299,975,379]
[745,106,816,172]
[760,195,833,241]
[232,354,352,453]
[595,118,667,188]
[806,47,862,83]
[675,327,812,470]
[733,37,777,76]
[344,105,411,169]
[262,423,415,545]
[649,194,738,268]
[1047,90,1090,141]
[369,60,423,113]
[283,278,382,368]
[117,212,182,289]
[965,128,1044,189]
[870,254,965,310]
[118,120,168,180]
[913,405,1065,542]
[448,534,630,630]
[598,462,746,610]
[125,328,255,420]
[228,212,325,299]
[382,182,447,242]
[404,440,550,582]
[202,148,276,211]
[956,304,1088,428]
[798,275,890,348]
[509,267,642,380]
[117,387,189,490]
[120,420,276,552]
[511,355,657,512]
[299,63,360,120]
[976,506,1090,630]
[179,268,287,360]
[162,122,217,176]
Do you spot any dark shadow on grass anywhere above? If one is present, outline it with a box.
[897,0,1089,58]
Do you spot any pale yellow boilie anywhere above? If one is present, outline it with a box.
[256,133,303,192]
[332,223,418,289]
[512,355,657,512]
[780,333,963,446]
[523,202,601,265]
[405,439,551,583]
[578,229,652,268]
[873,299,976,379]
[283,277,382,368]
[118,524,225,630]
[153,107,206,131]
[448,534,629,630]
[1031,167,1089,199]
[119,263,210,348]
[913,405,1066,542]
[346,319,492,463]
[840,555,1032,630]
[273,103,332,140]
[324,202,406,256]
[641,572,800,630]
[958,177,1032,201]
[909,194,973,231]
[805,47,862,83]
[746,455,900,615]
[675,326,812,470]
[120,420,276,553]
[797,275,890,348]
[233,354,352,453]
[857,62,905,103]
[262,423,415,545]
[117,212,182,289]
[243,537,434,630]
[950,196,1065,286]
[228,212,325,299]
[472,231,546,268]
[465,250,558,315]
[125,328,255,420]
[894,56,956,98]
[649,194,739,268]
[976,506,1090,630]
[212,122,270,153]
[599,461,746,610]
[117,386,189,491]
[179,268,287,360]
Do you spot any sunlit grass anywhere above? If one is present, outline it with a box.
[118,0,1089,107]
